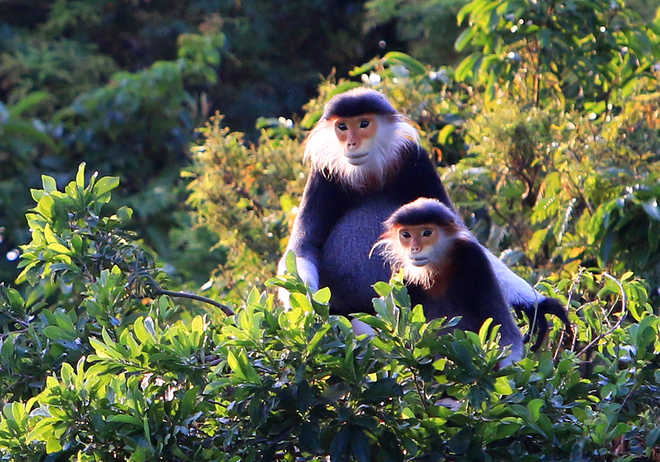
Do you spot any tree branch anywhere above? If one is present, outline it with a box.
[153,289,235,316]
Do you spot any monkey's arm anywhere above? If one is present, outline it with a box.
[278,169,347,292]
[449,241,524,364]
[484,250,570,350]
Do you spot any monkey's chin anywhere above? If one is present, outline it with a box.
[345,152,369,166]
[409,257,429,267]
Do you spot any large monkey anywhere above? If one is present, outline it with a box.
[278,87,567,346]
[376,198,524,364]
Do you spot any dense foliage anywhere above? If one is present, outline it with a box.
[3,0,660,460]
[0,170,657,461]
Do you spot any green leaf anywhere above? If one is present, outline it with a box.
[361,378,403,403]
[106,415,143,426]
[246,287,261,307]
[455,27,477,51]
[456,1,476,25]
[383,51,426,76]
[41,175,57,193]
[329,427,350,462]
[323,383,351,402]
[93,176,120,197]
[373,281,392,297]
[455,52,481,81]
[27,418,65,444]
[349,62,376,76]
[116,206,133,222]
[47,243,71,255]
[285,250,299,275]
[449,427,475,454]
[76,163,86,188]
[143,316,158,338]
[60,362,74,387]
[437,124,456,145]
[307,324,331,355]
[43,326,68,340]
[90,337,124,360]
[494,376,513,395]
[299,422,321,453]
[133,317,153,344]
[10,91,53,117]
[351,427,371,462]
[527,399,544,422]
[227,349,261,384]
[642,199,660,221]
[612,422,632,439]
[478,317,494,344]
[36,195,55,219]
[181,387,199,418]
[411,304,427,323]
[290,293,312,311]
[313,287,331,304]
[646,428,660,450]
[54,309,75,332]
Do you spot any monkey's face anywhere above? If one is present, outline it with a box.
[398,224,443,267]
[333,115,378,166]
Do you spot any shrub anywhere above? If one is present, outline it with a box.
[2,165,660,461]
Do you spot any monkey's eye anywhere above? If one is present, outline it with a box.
[422,229,433,237]
[359,120,370,128]
[400,231,411,239]
[337,123,348,131]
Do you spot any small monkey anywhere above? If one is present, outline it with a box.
[377,198,524,365]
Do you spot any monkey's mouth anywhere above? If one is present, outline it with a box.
[345,152,369,165]
[409,257,429,267]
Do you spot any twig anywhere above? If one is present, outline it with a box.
[1,311,30,329]
[576,272,627,358]
[412,370,430,414]
[554,268,583,360]
[153,289,235,316]
[0,327,29,340]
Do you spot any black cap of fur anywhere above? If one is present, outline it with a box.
[384,198,458,229]
[322,88,397,120]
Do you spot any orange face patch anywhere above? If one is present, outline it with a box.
[333,115,378,151]
[398,224,441,255]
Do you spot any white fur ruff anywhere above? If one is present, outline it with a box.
[376,230,471,290]
[304,115,419,192]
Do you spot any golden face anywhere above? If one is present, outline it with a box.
[333,115,378,165]
[398,224,441,267]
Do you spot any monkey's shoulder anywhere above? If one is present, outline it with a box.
[447,239,493,272]
[396,142,433,168]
